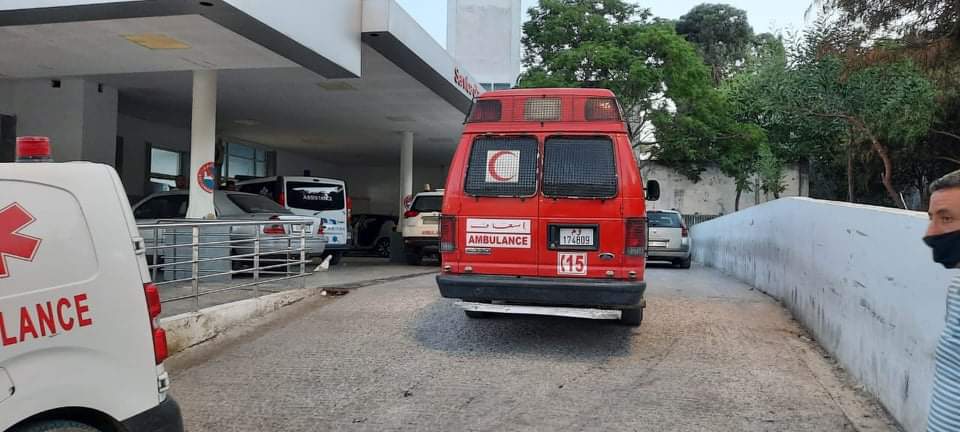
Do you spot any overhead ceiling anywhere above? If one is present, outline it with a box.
[0,13,467,166]
[97,44,466,166]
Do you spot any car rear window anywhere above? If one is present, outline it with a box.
[542,136,617,198]
[464,136,538,197]
[134,195,188,219]
[227,193,291,214]
[411,195,442,212]
[286,182,345,212]
[648,212,683,228]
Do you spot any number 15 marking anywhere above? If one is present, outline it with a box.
[558,252,587,275]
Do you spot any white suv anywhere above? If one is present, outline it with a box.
[402,191,444,265]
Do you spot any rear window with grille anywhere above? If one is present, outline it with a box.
[464,136,538,197]
[543,137,617,198]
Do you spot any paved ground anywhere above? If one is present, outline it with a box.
[167,264,899,431]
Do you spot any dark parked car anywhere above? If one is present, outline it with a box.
[351,214,398,257]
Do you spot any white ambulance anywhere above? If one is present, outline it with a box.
[0,137,183,432]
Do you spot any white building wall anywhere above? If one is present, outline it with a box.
[81,81,119,165]
[5,78,86,162]
[641,161,807,215]
[691,198,949,432]
[117,114,191,197]
[446,0,522,87]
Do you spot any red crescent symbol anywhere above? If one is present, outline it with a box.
[487,150,517,182]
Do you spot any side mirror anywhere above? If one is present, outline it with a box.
[645,180,661,201]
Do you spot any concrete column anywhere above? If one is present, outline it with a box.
[186,70,218,219]
[400,131,414,230]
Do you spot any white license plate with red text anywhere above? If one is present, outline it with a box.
[557,252,587,275]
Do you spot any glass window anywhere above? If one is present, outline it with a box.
[226,143,272,178]
[227,193,291,214]
[286,182,345,212]
[464,136,538,197]
[151,148,181,177]
[411,195,442,212]
[647,211,683,228]
[542,136,618,198]
[133,195,188,220]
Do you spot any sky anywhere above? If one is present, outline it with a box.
[395,0,815,49]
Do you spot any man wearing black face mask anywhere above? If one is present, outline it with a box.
[924,170,960,432]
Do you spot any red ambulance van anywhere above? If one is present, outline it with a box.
[436,88,660,326]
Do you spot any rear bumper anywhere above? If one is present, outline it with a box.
[646,248,690,259]
[404,237,439,251]
[436,274,645,308]
[121,396,184,432]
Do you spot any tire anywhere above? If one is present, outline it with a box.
[405,252,423,266]
[619,307,643,327]
[13,420,101,432]
[676,257,692,269]
[464,310,490,319]
[374,238,391,258]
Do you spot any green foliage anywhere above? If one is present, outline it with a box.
[521,0,749,183]
[676,3,755,85]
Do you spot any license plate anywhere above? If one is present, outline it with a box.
[422,216,439,224]
[559,228,594,246]
[649,241,668,248]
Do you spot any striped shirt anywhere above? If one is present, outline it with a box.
[929,276,960,431]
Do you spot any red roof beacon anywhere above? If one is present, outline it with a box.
[15,136,53,163]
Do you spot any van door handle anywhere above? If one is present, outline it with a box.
[599,253,615,261]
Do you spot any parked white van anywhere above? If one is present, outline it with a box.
[1,137,183,431]
[238,176,350,264]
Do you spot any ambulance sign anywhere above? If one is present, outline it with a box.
[485,150,520,183]
[0,203,41,279]
[466,218,531,249]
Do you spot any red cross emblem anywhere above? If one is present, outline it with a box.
[0,203,41,279]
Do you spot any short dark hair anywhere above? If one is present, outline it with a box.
[931,170,960,194]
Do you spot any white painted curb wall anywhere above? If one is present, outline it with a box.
[160,288,317,354]
[691,197,953,432]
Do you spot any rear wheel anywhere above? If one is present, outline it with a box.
[464,310,490,319]
[619,307,643,327]
[675,257,692,269]
[374,238,391,258]
[13,420,101,432]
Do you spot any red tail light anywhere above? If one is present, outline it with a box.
[346,196,353,226]
[467,100,502,122]
[277,191,286,206]
[625,218,647,256]
[264,215,286,235]
[317,223,325,235]
[404,210,419,218]
[440,215,457,252]
[585,97,623,121]
[143,283,168,364]
[681,225,689,238]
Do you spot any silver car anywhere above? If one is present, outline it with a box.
[133,190,326,264]
[646,210,692,269]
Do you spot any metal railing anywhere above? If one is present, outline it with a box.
[137,219,315,312]
[682,214,719,227]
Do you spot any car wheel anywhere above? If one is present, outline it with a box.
[464,310,490,319]
[619,307,643,327]
[676,257,692,269]
[374,238,391,258]
[12,420,101,432]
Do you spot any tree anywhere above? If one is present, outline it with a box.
[676,3,755,85]
[522,0,751,183]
